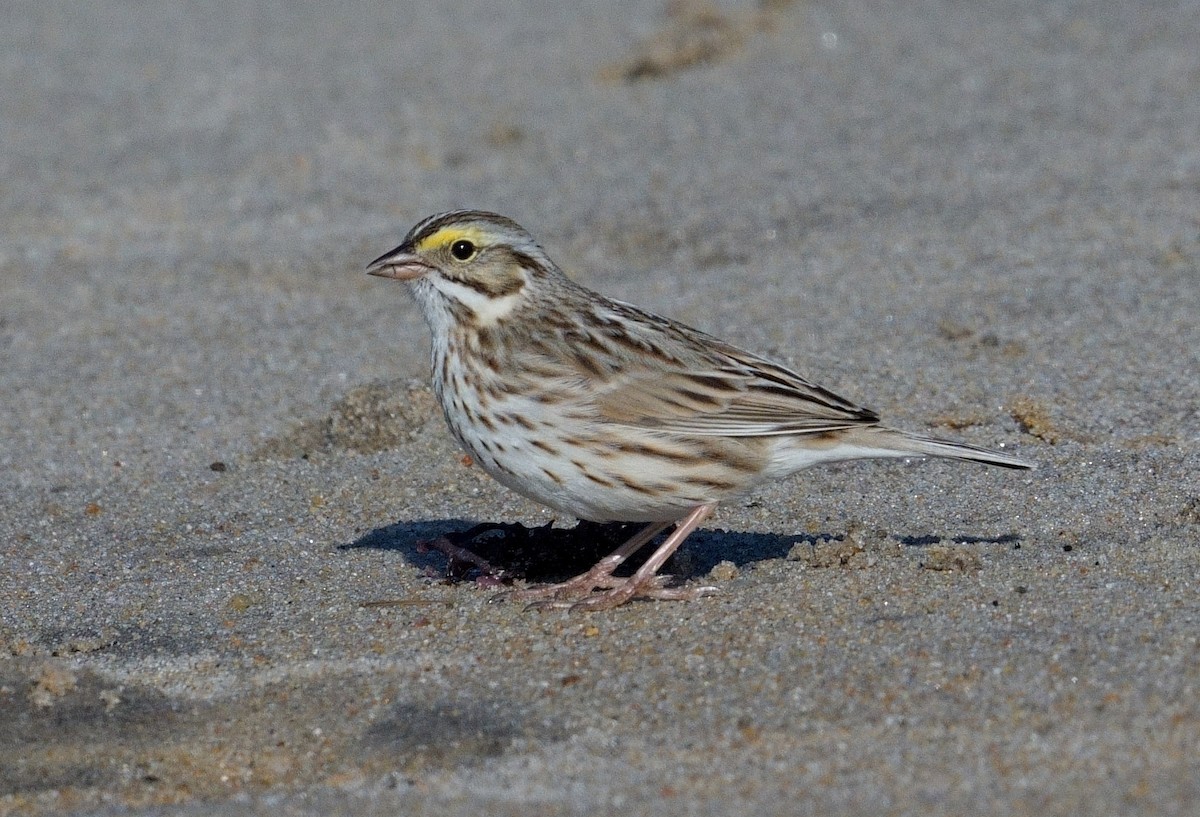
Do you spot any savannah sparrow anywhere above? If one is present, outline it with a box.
[367,210,1034,610]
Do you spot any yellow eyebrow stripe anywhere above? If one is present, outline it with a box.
[414,225,488,254]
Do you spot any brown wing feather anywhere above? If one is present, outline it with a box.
[570,298,880,437]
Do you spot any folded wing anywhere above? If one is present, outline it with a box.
[583,306,881,437]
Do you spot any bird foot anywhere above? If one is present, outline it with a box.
[416,523,514,585]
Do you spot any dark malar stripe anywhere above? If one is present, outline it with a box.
[448,271,524,298]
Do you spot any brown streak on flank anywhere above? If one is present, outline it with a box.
[542,363,575,381]
[615,474,655,494]
[531,391,566,405]
[560,434,590,450]
[613,440,696,464]
[477,412,498,432]
[477,380,502,401]
[693,439,763,474]
[683,476,741,493]
[572,459,617,488]
[480,376,518,397]
[502,412,537,431]
[522,356,568,380]
[583,472,617,488]
[540,467,564,485]
[529,438,559,455]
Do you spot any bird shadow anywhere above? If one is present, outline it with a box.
[340,518,1022,585]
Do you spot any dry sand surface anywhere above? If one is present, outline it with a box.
[2,1,1198,815]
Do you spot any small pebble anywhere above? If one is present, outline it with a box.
[708,560,740,581]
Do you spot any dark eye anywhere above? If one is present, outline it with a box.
[450,239,476,261]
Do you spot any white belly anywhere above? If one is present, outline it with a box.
[430,341,773,522]
[443,398,700,522]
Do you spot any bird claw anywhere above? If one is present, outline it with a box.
[492,506,719,610]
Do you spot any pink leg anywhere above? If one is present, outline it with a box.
[498,520,672,604]
[521,504,720,612]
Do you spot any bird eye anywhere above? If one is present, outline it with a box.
[449,239,476,261]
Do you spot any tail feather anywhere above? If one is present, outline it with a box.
[871,427,1036,470]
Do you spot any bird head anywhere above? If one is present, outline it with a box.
[367,210,556,326]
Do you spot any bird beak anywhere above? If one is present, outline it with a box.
[366,245,434,280]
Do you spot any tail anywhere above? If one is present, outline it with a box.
[866,427,1036,470]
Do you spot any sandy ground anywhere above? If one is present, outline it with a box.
[2,1,1198,814]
